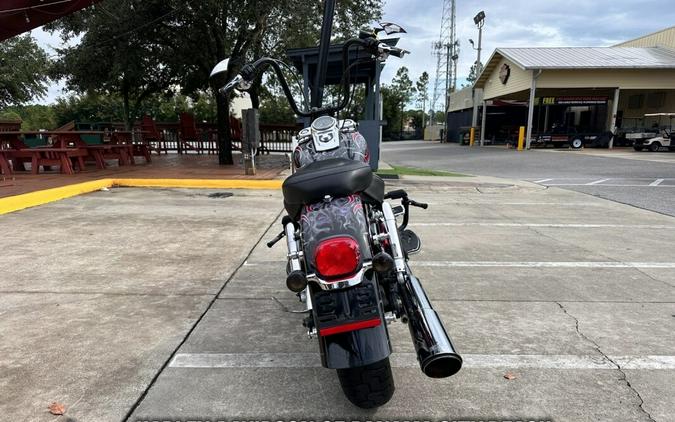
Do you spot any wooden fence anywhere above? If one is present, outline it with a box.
[82,121,301,155]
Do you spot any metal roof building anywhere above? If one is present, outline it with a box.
[486,47,675,70]
[448,26,675,148]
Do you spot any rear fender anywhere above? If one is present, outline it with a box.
[311,271,391,369]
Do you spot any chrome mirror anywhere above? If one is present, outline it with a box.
[210,58,230,78]
[379,22,407,35]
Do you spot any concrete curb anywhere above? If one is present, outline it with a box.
[0,178,283,215]
[394,174,545,190]
[378,160,543,189]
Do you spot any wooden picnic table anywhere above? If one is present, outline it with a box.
[13,147,79,175]
[0,131,104,174]
[0,130,107,147]
[0,130,105,136]
[0,130,154,172]
[111,131,152,163]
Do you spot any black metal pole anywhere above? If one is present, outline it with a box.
[311,0,336,109]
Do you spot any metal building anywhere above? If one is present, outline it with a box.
[447,26,675,148]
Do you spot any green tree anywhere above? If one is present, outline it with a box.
[466,60,484,84]
[49,1,178,129]
[191,92,217,123]
[404,109,423,131]
[382,66,415,139]
[0,35,50,108]
[415,71,429,128]
[50,0,382,163]
[162,0,382,164]
[0,110,22,121]
[3,105,57,130]
[52,93,126,126]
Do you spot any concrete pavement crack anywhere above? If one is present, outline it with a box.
[632,267,675,290]
[555,301,656,422]
[121,208,284,421]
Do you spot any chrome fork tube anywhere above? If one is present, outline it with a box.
[285,222,302,272]
[382,202,406,275]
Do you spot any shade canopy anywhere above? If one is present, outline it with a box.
[0,0,101,41]
[287,38,399,86]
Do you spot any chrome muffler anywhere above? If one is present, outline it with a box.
[400,273,463,378]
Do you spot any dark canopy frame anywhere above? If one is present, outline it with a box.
[286,38,400,170]
[0,0,101,41]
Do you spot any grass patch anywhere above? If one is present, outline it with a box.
[377,165,468,177]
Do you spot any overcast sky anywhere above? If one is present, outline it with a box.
[32,0,675,105]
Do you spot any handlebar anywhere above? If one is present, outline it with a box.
[377,43,409,58]
[409,199,428,209]
[219,36,408,118]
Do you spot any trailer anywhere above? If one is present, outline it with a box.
[534,127,613,149]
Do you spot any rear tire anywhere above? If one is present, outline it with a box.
[337,358,395,408]
[650,142,661,152]
[633,146,644,151]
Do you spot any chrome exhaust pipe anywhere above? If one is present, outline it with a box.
[400,273,463,378]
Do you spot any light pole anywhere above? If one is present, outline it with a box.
[470,11,485,140]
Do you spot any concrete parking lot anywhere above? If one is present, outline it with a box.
[381,141,675,216]
[2,178,674,421]
[0,188,282,421]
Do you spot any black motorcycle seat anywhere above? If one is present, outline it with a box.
[283,158,372,204]
[283,158,384,216]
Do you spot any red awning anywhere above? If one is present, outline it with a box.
[0,0,101,41]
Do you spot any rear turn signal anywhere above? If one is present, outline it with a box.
[314,236,360,279]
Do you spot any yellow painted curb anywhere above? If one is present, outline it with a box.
[0,178,283,215]
[0,179,113,215]
[112,178,283,190]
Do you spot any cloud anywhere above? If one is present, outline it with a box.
[378,0,675,109]
[29,0,675,105]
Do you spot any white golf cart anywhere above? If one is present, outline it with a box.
[633,113,675,152]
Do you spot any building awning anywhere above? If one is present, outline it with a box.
[475,46,675,88]
[0,0,101,42]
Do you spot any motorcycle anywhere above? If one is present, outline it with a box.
[213,1,462,408]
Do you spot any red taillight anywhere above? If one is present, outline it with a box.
[314,236,360,280]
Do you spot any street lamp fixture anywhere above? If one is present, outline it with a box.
[474,10,485,27]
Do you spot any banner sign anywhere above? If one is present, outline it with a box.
[540,96,608,105]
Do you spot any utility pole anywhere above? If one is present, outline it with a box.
[421,96,426,129]
[431,0,457,135]
[470,11,486,133]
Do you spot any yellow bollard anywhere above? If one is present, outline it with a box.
[517,126,525,151]
[469,127,475,147]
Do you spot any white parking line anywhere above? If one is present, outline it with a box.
[413,261,675,269]
[546,184,675,187]
[586,179,610,185]
[498,202,604,206]
[170,353,675,370]
[533,178,553,184]
[650,179,665,186]
[415,223,675,229]
[245,260,675,268]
